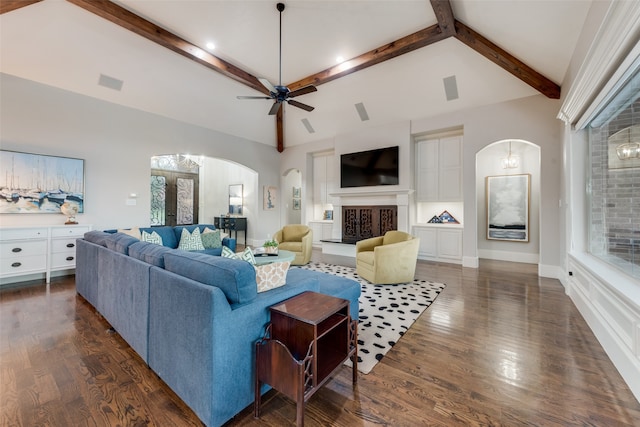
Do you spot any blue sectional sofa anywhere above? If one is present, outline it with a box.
[75,225,360,427]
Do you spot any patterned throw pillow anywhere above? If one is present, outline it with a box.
[177,228,205,251]
[255,261,290,292]
[221,246,256,264]
[201,229,222,249]
[141,230,163,245]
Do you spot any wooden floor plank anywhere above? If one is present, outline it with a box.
[1,256,639,426]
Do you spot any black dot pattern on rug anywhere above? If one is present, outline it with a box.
[293,262,446,374]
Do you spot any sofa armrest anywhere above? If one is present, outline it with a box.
[356,236,384,254]
[222,237,236,252]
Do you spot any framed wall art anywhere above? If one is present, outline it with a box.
[263,185,277,210]
[293,198,301,210]
[486,174,530,242]
[292,187,301,198]
[0,150,85,214]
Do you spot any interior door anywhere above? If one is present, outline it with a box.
[150,170,199,226]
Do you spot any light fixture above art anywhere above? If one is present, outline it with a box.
[616,127,640,160]
[501,141,519,169]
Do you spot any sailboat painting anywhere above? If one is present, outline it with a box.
[0,150,85,214]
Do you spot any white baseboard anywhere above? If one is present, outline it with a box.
[478,249,539,264]
[538,264,563,279]
[462,256,479,268]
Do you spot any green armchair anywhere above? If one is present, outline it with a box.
[273,224,313,265]
[355,230,420,284]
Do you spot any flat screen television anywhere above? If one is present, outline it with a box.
[340,146,399,188]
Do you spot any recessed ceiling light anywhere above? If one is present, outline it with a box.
[206,42,215,50]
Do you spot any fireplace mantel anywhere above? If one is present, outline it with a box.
[329,189,414,198]
[327,188,413,238]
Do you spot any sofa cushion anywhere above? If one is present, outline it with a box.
[255,261,290,292]
[83,230,111,247]
[105,233,140,255]
[178,228,205,251]
[139,226,177,248]
[129,241,174,267]
[279,241,303,252]
[163,251,257,305]
[141,230,163,245]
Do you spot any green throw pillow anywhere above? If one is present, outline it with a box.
[178,228,205,251]
[201,229,222,249]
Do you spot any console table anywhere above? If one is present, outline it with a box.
[214,216,247,245]
[254,291,357,427]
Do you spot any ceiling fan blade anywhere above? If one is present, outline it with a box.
[268,101,282,115]
[237,95,272,100]
[259,78,277,94]
[287,99,315,112]
[288,85,317,98]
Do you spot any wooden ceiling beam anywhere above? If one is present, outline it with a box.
[1,0,43,15]
[66,0,269,95]
[286,24,448,92]
[430,0,456,37]
[454,20,560,99]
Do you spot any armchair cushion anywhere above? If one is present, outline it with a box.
[282,225,310,242]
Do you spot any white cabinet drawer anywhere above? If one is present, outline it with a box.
[50,252,76,269]
[51,238,78,253]
[51,226,90,238]
[0,239,47,258]
[0,228,48,241]
[0,254,47,277]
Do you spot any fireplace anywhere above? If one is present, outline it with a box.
[342,205,397,242]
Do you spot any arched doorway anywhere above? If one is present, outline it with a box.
[475,140,541,264]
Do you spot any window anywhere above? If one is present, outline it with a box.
[588,65,640,279]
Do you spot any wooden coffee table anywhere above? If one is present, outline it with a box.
[254,291,358,426]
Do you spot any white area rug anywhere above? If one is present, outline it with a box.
[295,262,446,374]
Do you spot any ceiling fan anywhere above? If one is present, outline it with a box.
[237,3,317,115]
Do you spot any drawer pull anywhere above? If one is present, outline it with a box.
[66,256,75,261]
[11,247,22,253]
[66,243,75,248]
[11,262,22,268]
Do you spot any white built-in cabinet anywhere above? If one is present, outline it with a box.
[312,151,335,220]
[0,224,91,284]
[413,225,462,264]
[416,135,463,202]
[308,220,334,246]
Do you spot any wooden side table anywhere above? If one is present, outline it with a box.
[254,291,358,426]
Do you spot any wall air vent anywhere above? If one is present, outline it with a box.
[355,102,370,121]
[98,74,124,91]
[443,75,459,101]
[301,118,315,133]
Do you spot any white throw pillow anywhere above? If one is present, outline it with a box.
[141,230,163,245]
[177,228,205,251]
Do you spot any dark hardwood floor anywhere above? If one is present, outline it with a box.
[1,255,639,426]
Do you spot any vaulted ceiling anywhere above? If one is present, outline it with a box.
[1,0,591,151]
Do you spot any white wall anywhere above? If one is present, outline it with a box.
[476,141,541,264]
[413,94,561,272]
[0,73,281,241]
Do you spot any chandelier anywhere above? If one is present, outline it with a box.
[501,141,520,169]
[616,127,640,160]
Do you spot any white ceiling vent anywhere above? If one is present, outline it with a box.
[98,73,124,91]
[355,102,370,121]
[443,75,459,101]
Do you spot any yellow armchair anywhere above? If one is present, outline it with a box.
[273,224,313,265]
[355,230,420,284]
